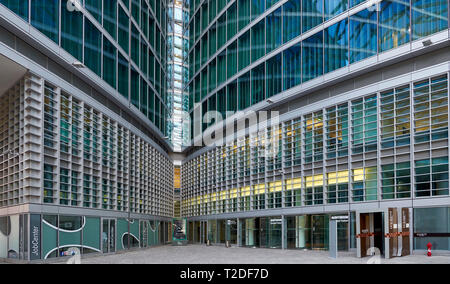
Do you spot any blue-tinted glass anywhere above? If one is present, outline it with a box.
[283,43,301,90]
[103,0,117,39]
[302,32,323,82]
[84,20,102,76]
[350,9,377,63]
[379,0,410,52]
[266,8,282,53]
[118,5,129,54]
[251,20,265,62]
[283,0,301,43]
[251,0,265,20]
[350,0,365,7]
[324,0,348,20]
[266,53,282,98]
[131,24,140,66]
[251,63,265,104]
[325,19,348,73]
[302,0,323,33]
[0,0,28,20]
[102,37,117,88]
[85,0,102,22]
[266,0,279,10]
[140,79,148,116]
[412,0,448,40]
[131,68,139,109]
[61,0,83,60]
[31,0,59,43]
[118,53,129,99]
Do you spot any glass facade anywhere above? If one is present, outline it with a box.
[188,0,449,137]
[0,0,170,136]
[182,74,450,217]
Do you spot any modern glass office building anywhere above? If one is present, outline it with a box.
[182,0,450,257]
[1,0,450,262]
[0,0,175,260]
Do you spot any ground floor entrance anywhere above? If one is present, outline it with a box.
[102,219,116,254]
[356,208,413,259]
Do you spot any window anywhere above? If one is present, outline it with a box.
[349,8,377,63]
[131,24,140,66]
[283,43,301,90]
[118,53,129,99]
[352,167,377,202]
[415,157,449,197]
[326,104,349,159]
[351,95,377,154]
[302,0,323,33]
[302,32,323,82]
[31,0,59,43]
[251,63,265,105]
[324,19,348,73]
[283,0,301,43]
[251,0,265,20]
[238,31,251,71]
[103,0,117,39]
[305,175,324,205]
[0,0,29,21]
[238,72,251,110]
[227,2,237,41]
[379,0,410,52]
[251,20,265,63]
[118,6,129,54]
[413,75,448,143]
[381,162,411,199]
[266,8,282,53]
[304,111,323,163]
[84,20,102,76]
[209,24,217,56]
[412,0,448,40]
[209,59,216,93]
[227,81,238,113]
[102,37,117,89]
[324,0,348,20]
[227,41,237,79]
[327,171,349,204]
[238,0,250,31]
[266,54,282,98]
[380,86,411,149]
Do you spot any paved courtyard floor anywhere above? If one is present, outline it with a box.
[74,245,450,264]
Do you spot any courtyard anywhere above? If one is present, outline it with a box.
[59,245,450,264]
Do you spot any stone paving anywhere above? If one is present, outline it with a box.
[72,245,450,264]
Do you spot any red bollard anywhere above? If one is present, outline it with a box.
[427,242,432,257]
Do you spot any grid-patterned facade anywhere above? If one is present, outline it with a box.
[0,0,170,136]
[182,73,450,217]
[187,0,449,137]
[1,74,173,217]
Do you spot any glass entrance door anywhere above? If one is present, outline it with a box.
[102,219,116,253]
[312,215,329,250]
[200,221,207,244]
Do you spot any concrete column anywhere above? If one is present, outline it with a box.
[282,215,286,250]
[237,218,241,247]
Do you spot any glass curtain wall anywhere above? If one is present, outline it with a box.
[188,0,449,133]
